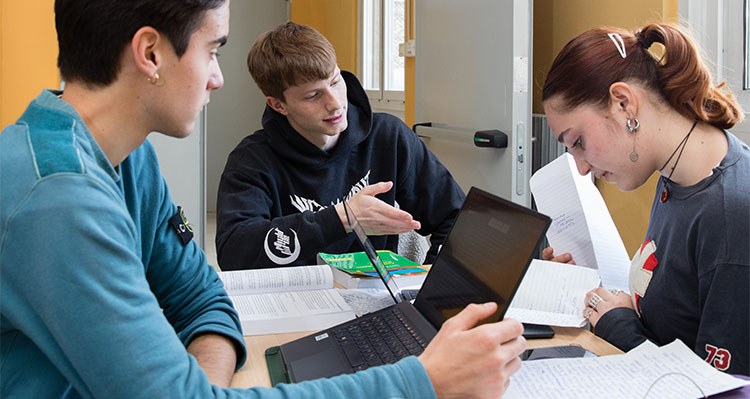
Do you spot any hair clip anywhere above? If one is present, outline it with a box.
[607,33,627,59]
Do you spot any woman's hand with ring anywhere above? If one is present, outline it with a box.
[583,287,633,327]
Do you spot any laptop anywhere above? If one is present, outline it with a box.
[343,199,419,303]
[265,187,552,384]
[345,199,553,338]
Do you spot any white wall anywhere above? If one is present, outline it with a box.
[150,110,206,247]
[206,1,289,212]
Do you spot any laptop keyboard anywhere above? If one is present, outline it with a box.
[332,307,428,370]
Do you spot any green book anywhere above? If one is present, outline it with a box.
[318,250,428,278]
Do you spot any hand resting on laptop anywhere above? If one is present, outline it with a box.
[419,302,526,399]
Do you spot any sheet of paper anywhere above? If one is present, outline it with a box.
[232,288,355,335]
[218,264,333,295]
[506,259,600,327]
[530,153,630,291]
[505,340,750,399]
[338,288,395,317]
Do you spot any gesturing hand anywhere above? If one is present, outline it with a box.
[336,181,421,235]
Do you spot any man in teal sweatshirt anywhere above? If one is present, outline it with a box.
[0,1,526,397]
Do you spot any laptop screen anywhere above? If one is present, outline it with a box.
[414,187,551,328]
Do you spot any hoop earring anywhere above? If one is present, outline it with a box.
[147,72,164,87]
[626,116,640,133]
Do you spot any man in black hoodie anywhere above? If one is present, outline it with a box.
[216,22,465,270]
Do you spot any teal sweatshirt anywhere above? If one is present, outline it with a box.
[0,90,436,399]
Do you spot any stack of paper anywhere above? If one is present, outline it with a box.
[505,340,750,398]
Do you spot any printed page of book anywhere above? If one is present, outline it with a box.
[505,340,750,398]
[232,289,356,335]
[529,153,630,291]
[506,259,601,327]
[218,264,334,295]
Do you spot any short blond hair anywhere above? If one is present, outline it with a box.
[247,22,337,100]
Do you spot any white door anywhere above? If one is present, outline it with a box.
[415,0,533,205]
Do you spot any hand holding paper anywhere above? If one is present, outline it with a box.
[506,259,600,327]
[529,153,631,291]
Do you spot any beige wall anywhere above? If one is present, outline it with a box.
[0,2,358,124]
[533,0,678,114]
[531,0,679,256]
[0,0,59,127]
[290,0,357,73]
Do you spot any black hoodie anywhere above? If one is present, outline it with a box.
[216,71,464,270]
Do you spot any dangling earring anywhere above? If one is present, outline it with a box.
[630,138,639,162]
[147,72,164,87]
[626,114,640,162]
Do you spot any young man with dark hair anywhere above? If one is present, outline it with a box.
[216,22,465,270]
[1,4,525,397]
[1,1,242,396]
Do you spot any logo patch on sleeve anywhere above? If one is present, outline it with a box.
[263,227,300,265]
[169,206,194,245]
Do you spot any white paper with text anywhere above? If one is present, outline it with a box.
[219,264,334,295]
[231,289,355,335]
[529,153,630,291]
[218,265,355,335]
[506,259,601,327]
[505,340,750,398]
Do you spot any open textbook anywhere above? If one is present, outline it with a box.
[529,152,630,291]
[506,259,601,327]
[218,265,356,335]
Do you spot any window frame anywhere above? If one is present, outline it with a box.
[357,0,406,116]
[744,0,749,89]
[680,0,750,140]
